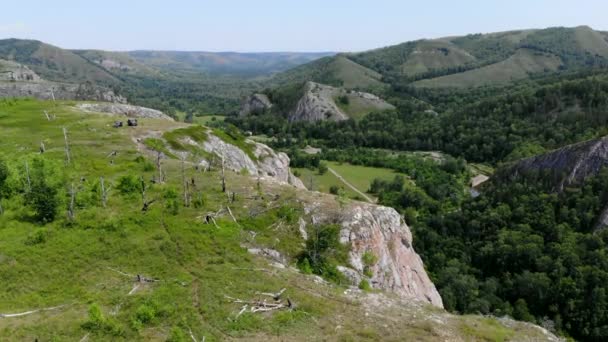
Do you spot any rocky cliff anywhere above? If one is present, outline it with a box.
[77,103,172,120]
[508,136,608,189]
[301,196,443,308]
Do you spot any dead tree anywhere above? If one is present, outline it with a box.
[221,154,226,193]
[100,177,110,208]
[180,154,191,207]
[67,183,76,221]
[39,141,45,153]
[140,176,155,212]
[63,127,71,165]
[43,110,51,121]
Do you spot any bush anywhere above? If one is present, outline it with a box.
[359,279,372,291]
[117,175,142,196]
[297,224,350,284]
[24,228,50,245]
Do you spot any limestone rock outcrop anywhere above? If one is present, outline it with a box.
[304,198,443,308]
[77,103,173,120]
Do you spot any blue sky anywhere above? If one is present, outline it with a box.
[1,0,606,52]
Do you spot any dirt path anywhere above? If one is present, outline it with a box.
[328,167,374,203]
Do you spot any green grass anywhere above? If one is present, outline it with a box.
[294,161,407,201]
[413,48,561,88]
[0,99,561,341]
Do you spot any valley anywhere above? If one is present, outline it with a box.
[2,22,608,341]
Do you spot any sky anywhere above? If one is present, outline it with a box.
[1,0,607,52]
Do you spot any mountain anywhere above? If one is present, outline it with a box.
[0,39,119,84]
[270,26,608,91]
[126,50,334,77]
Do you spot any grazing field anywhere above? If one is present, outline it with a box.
[294,161,407,201]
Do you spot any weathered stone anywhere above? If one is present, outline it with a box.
[77,103,172,120]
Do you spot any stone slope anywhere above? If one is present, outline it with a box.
[77,103,172,120]
[289,81,394,122]
[508,136,608,189]
[0,59,125,103]
[300,193,443,308]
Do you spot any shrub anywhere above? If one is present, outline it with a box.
[318,162,328,175]
[359,279,372,291]
[24,228,50,245]
[297,224,349,284]
[117,175,142,196]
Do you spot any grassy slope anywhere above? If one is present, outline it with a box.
[413,48,562,88]
[0,39,117,84]
[0,99,558,341]
[400,40,476,76]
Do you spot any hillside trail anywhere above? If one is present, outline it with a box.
[327,167,374,203]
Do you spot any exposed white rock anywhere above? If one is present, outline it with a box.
[77,103,172,120]
[303,198,443,308]
[0,59,41,81]
[290,81,349,122]
[288,81,394,122]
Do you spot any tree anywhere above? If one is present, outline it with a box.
[25,157,62,223]
[318,162,328,175]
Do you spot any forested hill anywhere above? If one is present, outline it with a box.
[0,38,332,115]
[270,26,608,91]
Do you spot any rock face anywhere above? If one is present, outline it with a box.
[304,199,443,308]
[341,203,444,308]
[290,82,349,122]
[239,93,273,116]
[200,134,305,189]
[0,59,41,81]
[77,103,172,120]
[508,136,608,189]
[289,81,394,122]
[144,127,305,189]
[507,135,608,229]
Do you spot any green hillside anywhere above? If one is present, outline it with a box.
[413,48,562,88]
[0,98,557,341]
[270,26,608,92]
[0,39,118,84]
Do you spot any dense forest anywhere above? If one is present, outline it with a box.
[231,72,608,164]
[225,68,608,340]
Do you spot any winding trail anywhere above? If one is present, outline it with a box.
[328,167,374,203]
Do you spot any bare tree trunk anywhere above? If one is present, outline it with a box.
[221,154,226,193]
[67,183,75,221]
[63,127,71,165]
[181,155,190,207]
[100,177,108,208]
[40,141,45,153]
